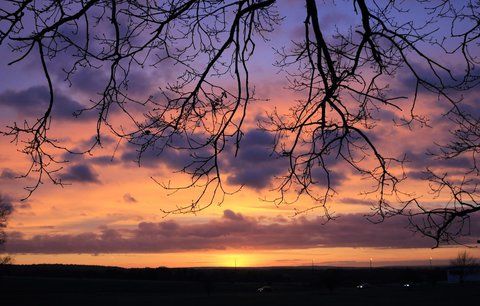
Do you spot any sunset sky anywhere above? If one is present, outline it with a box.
[1,0,479,268]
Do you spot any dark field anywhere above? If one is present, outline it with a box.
[1,265,479,306]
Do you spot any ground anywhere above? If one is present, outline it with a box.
[2,275,479,306]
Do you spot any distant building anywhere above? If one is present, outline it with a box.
[447,266,480,283]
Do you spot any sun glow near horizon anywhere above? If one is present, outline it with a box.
[215,253,260,268]
[7,246,478,269]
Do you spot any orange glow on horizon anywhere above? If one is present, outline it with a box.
[7,247,480,268]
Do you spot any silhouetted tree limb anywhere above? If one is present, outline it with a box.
[1,0,479,246]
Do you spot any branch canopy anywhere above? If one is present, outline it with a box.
[1,0,480,246]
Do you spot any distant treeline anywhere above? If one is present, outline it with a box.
[0,264,447,286]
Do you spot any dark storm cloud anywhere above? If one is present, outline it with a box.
[6,210,476,254]
[0,86,96,120]
[120,129,349,190]
[0,168,21,180]
[428,96,480,127]
[59,135,120,166]
[59,135,116,159]
[61,66,162,98]
[458,99,480,117]
[65,68,109,95]
[48,22,174,99]
[121,144,194,169]
[391,64,463,98]
[220,129,330,190]
[405,150,473,171]
[224,130,286,189]
[118,130,294,191]
[407,170,430,181]
[59,164,100,184]
[119,132,209,169]
[405,153,479,184]
[311,165,347,189]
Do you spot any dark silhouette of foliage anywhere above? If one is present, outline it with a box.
[449,250,479,283]
[0,194,13,265]
[450,250,478,268]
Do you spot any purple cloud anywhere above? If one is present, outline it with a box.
[59,164,100,184]
[405,150,474,171]
[0,168,20,180]
[5,210,478,254]
[0,86,96,121]
[119,129,349,191]
[223,209,244,221]
[120,132,270,190]
[224,130,286,189]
